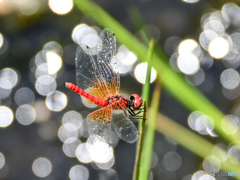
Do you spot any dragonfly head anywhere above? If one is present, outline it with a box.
[129,94,143,110]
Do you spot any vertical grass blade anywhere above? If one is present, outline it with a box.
[141,39,154,106]
[133,39,154,180]
[133,101,147,180]
[140,79,161,180]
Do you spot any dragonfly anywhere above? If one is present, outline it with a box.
[66,28,143,146]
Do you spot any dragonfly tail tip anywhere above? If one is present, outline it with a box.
[65,82,71,88]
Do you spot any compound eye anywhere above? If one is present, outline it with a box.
[130,95,135,100]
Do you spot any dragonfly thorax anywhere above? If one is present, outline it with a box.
[107,94,142,110]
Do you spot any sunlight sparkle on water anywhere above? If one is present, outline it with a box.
[69,165,89,180]
[32,157,52,178]
[199,175,215,180]
[46,91,67,111]
[177,53,199,75]
[178,39,200,55]
[209,37,229,59]
[221,115,239,134]
[16,104,36,125]
[228,146,240,164]
[87,137,114,163]
[199,30,219,50]
[43,41,63,57]
[62,111,82,131]
[0,68,18,89]
[14,87,35,106]
[49,0,73,15]
[63,137,81,157]
[76,143,92,163]
[58,124,78,142]
[212,144,228,162]
[117,45,137,65]
[220,69,239,89]
[185,69,205,86]
[0,33,3,48]
[71,25,100,55]
[204,20,225,36]
[72,24,88,43]
[96,156,115,170]
[162,151,182,171]
[16,0,39,16]
[188,111,215,136]
[0,153,5,169]
[35,75,56,96]
[134,63,157,84]
[192,171,207,180]
[0,87,11,99]
[99,169,118,180]
[46,51,62,74]
[0,106,13,128]
[203,155,221,174]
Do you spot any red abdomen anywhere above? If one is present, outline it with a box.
[65,82,108,107]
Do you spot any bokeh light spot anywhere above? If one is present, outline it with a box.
[46,51,62,74]
[228,146,240,164]
[209,37,229,59]
[16,0,39,16]
[49,0,73,15]
[14,87,35,106]
[134,63,157,84]
[0,106,13,128]
[178,39,200,55]
[63,137,81,157]
[58,124,78,142]
[221,115,239,134]
[69,165,89,180]
[96,157,115,170]
[16,105,36,125]
[177,53,199,75]
[162,151,182,171]
[203,155,221,173]
[76,143,92,163]
[0,33,4,48]
[35,75,56,96]
[199,30,218,50]
[0,153,5,169]
[0,68,18,89]
[45,91,67,111]
[99,169,118,180]
[62,111,82,131]
[32,157,52,178]
[220,69,239,89]
[87,137,113,163]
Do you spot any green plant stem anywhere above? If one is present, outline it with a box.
[140,79,161,180]
[133,101,147,180]
[133,39,154,180]
[141,39,154,106]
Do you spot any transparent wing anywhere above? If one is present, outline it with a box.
[97,28,120,96]
[111,108,138,144]
[87,106,117,146]
[75,44,109,102]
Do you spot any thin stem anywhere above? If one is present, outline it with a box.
[140,78,161,180]
[133,101,147,180]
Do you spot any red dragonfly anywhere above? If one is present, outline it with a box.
[66,28,143,146]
